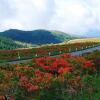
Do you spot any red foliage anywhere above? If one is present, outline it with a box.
[19,74,39,92]
[0,96,5,100]
[84,61,94,69]
[35,56,73,75]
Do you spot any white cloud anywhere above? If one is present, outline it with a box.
[48,0,99,35]
[0,0,100,36]
[0,0,55,31]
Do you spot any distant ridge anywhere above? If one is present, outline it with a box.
[84,30,100,37]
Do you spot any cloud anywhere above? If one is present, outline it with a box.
[48,0,99,35]
[0,0,100,36]
[0,0,55,30]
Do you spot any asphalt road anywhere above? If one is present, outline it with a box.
[71,45,100,56]
[1,45,100,65]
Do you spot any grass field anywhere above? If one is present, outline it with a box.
[67,38,100,43]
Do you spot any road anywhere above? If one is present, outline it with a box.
[0,45,100,65]
[71,45,100,56]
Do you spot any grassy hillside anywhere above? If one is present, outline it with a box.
[51,31,77,42]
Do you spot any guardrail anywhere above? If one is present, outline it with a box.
[0,44,100,64]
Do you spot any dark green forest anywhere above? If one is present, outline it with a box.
[0,36,28,50]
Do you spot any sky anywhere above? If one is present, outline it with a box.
[0,0,100,36]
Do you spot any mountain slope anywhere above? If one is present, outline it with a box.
[0,36,23,50]
[0,29,77,45]
[51,31,76,42]
[0,36,34,50]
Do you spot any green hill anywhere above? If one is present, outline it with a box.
[0,29,77,45]
[51,30,77,42]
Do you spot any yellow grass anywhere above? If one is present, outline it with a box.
[67,38,100,43]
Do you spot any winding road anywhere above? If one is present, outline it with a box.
[0,45,100,65]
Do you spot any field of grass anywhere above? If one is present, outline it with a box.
[67,38,100,43]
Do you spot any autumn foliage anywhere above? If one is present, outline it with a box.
[0,50,99,100]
